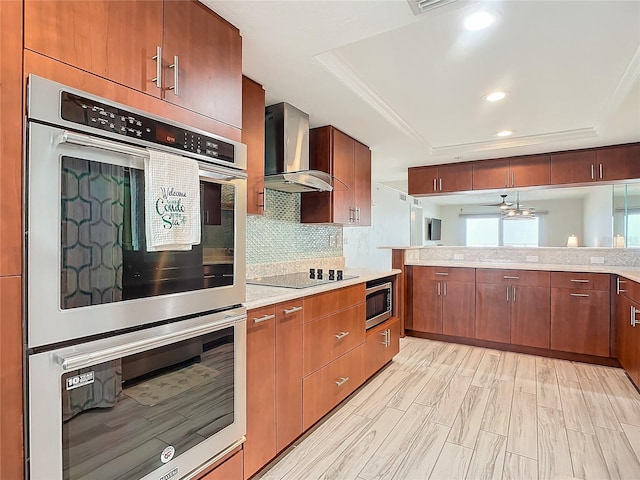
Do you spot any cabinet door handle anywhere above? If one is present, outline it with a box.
[433,178,437,192]
[506,286,509,302]
[151,46,162,89]
[335,376,350,387]
[570,293,590,297]
[439,178,442,191]
[283,306,303,315]
[335,331,350,340]
[503,276,520,280]
[570,279,589,283]
[617,277,627,295]
[513,286,516,302]
[387,329,391,346]
[443,282,447,296]
[167,55,179,95]
[253,314,275,323]
[632,306,639,327]
[591,164,595,180]
[511,172,515,187]
[437,282,441,296]
[599,163,603,179]
[380,330,388,345]
[356,207,361,223]
[435,272,449,276]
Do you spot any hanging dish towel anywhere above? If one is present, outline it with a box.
[144,149,201,251]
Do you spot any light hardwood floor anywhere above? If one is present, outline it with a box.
[256,337,640,480]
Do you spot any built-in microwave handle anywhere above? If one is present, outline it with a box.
[58,131,248,181]
[366,281,393,296]
[57,313,246,371]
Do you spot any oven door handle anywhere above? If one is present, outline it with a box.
[58,131,248,181]
[56,313,246,371]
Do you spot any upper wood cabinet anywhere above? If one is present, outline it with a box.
[25,0,242,128]
[301,126,371,225]
[551,143,640,185]
[408,163,473,196]
[242,76,266,215]
[472,154,550,190]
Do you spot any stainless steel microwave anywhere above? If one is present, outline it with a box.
[365,281,393,330]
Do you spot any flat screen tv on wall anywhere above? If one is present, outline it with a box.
[428,218,442,241]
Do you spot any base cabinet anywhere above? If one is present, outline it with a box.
[615,277,640,387]
[200,450,243,480]
[365,317,400,378]
[550,272,610,357]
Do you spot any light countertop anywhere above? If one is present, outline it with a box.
[245,268,401,310]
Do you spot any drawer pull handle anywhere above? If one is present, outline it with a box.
[253,314,275,323]
[335,331,350,340]
[283,306,303,315]
[503,276,520,280]
[632,306,639,327]
[570,279,590,283]
[570,293,590,297]
[335,376,350,387]
[435,272,449,276]
[617,278,627,295]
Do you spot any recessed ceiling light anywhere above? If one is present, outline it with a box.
[485,91,507,102]
[496,130,514,137]
[464,11,496,31]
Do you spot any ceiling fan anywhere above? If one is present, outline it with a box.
[482,194,513,210]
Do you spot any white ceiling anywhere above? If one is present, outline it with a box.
[203,0,640,190]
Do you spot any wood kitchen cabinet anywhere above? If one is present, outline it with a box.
[25,0,242,128]
[472,154,550,190]
[615,277,640,387]
[301,126,371,225]
[550,143,640,185]
[408,163,473,196]
[365,317,400,378]
[410,267,475,337]
[242,76,266,215]
[550,272,610,357]
[199,450,243,480]
[475,269,550,348]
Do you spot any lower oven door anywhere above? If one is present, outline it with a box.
[28,307,246,480]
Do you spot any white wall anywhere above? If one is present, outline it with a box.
[583,185,613,247]
[343,183,440,269]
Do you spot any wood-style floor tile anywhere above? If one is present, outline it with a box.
[354,369,412,419]
[386,370,437,412]
[600,375,640,426]
[578,377,623,431]
[429,443,473,480]
[391,421,450,480]
[537,405,573,479]
[566,429,610,480]
[536,363,562,410]
[494,351,518,381]
[465,430,507,480]
[481,379,514,436]
[502,452,538,480]
[457,347,486,378]
[507,390,537,459]
[620,422,640,461]
[558,379,596,435]
[429,375,473,427]
[448,385,490,448]
[414,364,457,406]
[514,354,537,395]
[470,351,500,388]
[594,426,640,479]
[552,359,579,383]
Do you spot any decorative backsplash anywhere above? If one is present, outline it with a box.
[246,189,342,266]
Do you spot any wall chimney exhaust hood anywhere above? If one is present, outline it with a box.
[264,102,334,193]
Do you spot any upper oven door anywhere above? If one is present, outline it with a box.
[26,123,246,348]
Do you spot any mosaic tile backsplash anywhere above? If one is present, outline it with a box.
[246,189,342,266]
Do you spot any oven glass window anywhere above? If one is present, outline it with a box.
[61,327,235,480]
[60,157,235,309]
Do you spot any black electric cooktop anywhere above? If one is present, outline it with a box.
[247,271,358,289]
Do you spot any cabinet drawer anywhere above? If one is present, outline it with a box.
[476,269,550,287]
[303,284,365,323]
[418,266,475,282]
[550,272,610,290]
[303,344,365,430]
[618,277,640,302]
[303,303,365,376]
[247,305,276,332]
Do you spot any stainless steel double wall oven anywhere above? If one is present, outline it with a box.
[25,76,247,480]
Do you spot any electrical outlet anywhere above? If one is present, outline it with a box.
[453,253,464,260]
[328,234,335,247]
[526,255,539,262]
[590,256,605,264]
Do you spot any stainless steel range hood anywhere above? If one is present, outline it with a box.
[264,102,333,193]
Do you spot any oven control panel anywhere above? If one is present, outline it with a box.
[60,91,235,163]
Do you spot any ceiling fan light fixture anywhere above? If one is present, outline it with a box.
[463,11,496,31]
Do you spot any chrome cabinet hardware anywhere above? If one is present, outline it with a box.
[151,46,162,89]
[439,178,442,191]
[599,163,603,179]
[503,276,520,280]
[617,277,627,295]
[513,286,516,302]
[443,282,447,296]
[433,178,437,192]
[591,164,595,180]
[511,172,515,187]
[506,286,509,302]
[253,314,275,323]
[437,282,441,296]
[283,306,303,315]
[167,55,179,95]
[570,279,590,283]
[386,329,391,346]
[335,376,349,387]
[570,293,590,297]
[435,272,449,276]
[335,331,350,340]
[632,306,639,327]
[380,330,388,346]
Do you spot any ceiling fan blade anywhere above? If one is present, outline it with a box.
[481,194,513,207]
